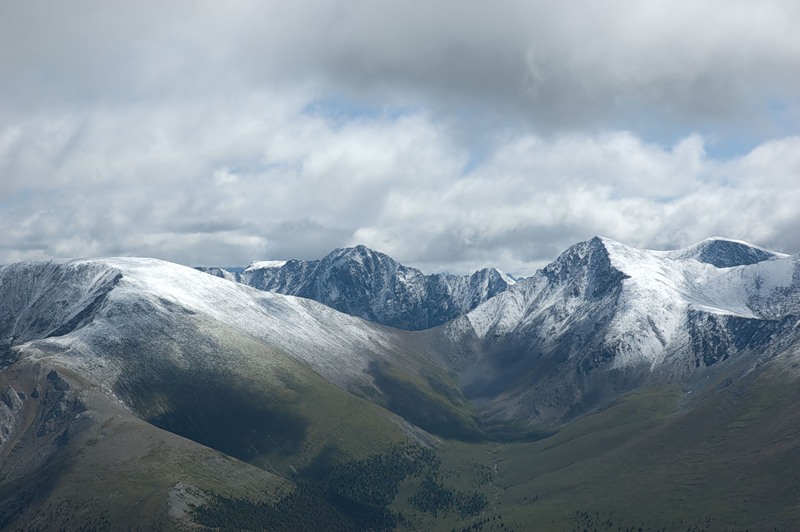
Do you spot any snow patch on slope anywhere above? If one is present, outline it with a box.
[245,260,287,271]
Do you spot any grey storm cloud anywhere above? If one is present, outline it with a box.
[1,0,799,275]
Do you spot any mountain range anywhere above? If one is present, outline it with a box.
[1,236,799,530]
[198,244,516,331]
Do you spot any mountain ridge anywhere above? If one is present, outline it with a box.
[198,244,516,330]
[1,236,799,529]
[453,235,800,424]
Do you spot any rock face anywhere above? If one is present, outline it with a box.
[199,245,516,331]
[1,386,23,411]
[0,385,25,451]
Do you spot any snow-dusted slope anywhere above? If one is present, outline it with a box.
[455,237,800,423]
[0,260,123,348]
[199,245,514,330]
[194,266,242,283]
[0,258,442,391]
[467,237,797,349]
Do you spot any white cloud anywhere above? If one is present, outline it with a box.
[1,1,799,273]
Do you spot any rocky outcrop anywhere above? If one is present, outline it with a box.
[0,385,25,450]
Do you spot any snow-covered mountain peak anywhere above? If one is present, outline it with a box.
[465,237,629,341]
[465,237,799,375]
[473,267,518,287]
[537,236,628,298]
[658,237,787,268]
[583,240,766,319]
[542,236,608,275]
[493,268,517,285]
[551,237,792,318]
[326,244,397,268]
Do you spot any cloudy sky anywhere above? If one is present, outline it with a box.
[2,1,799,275]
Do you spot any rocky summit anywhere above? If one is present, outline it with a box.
[199,244,516,330]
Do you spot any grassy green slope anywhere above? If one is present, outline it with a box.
[114,340,411,479]
[361,356,484,442]
[434,365,800,531]
[97,303,485,470]
[6,350,800,531]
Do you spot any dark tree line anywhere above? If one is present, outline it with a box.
[192,441,491,531]
[409,474,487,518]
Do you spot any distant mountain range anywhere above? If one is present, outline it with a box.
[197,244,516,330]
[1,236,799,529]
